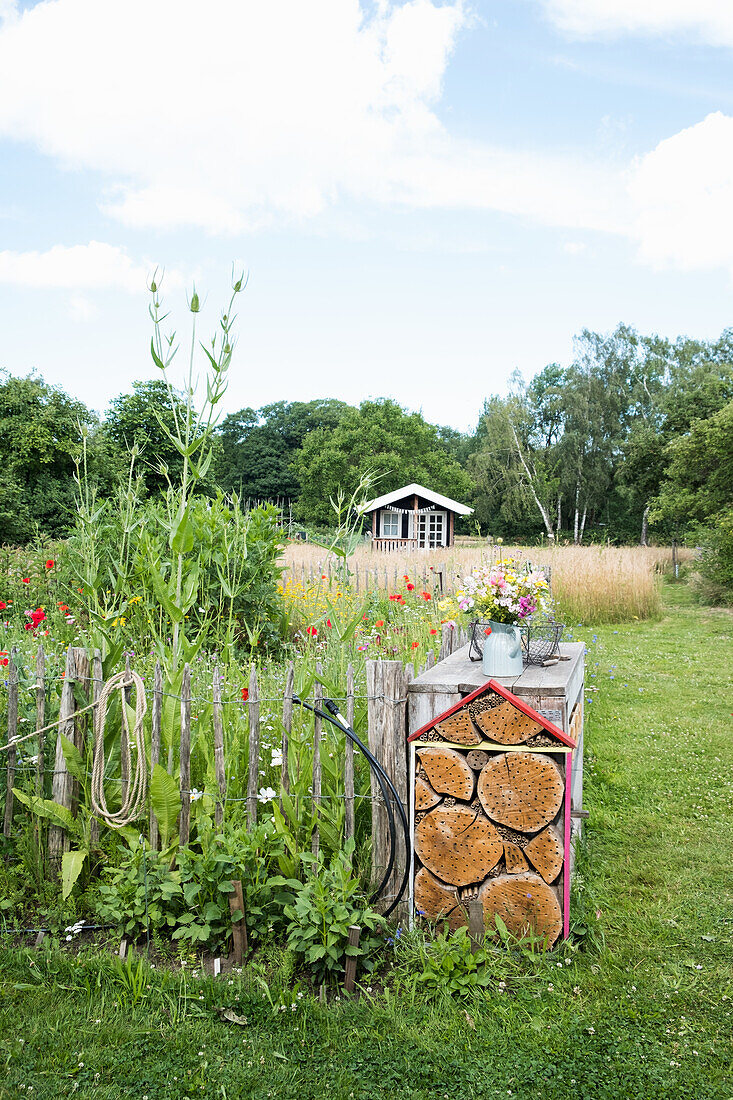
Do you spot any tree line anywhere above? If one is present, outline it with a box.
[1,321,731,563]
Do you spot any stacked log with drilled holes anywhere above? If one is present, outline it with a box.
[412,686,570,946]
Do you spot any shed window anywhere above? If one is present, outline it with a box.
[382,511,400,537]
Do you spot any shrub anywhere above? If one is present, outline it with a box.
[275,844,385,983]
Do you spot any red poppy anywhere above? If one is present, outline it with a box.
[429,628,438,635]
[375,619,384,627]
[0,658,7,667]
[326,620,332,629]
[22,578,30,584]
[0,601,5,610]
[406,583,415,592]
[45,559,55,569]
[241,688,249,701]
[421,592,431,601]
[403,574,409,581]
[411,641,419,649]
[321,574,327,579]
[484,626,492,636]
[307,626,318,636]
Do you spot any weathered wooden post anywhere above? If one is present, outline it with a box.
[149,660,162,849]
[246,665,260,830]
[35,646,45,798]
[311,677,323,858]
[366,660,409,915]
[49,647,81,861]
[3,647,19,837]
[280,662,294,808]
[178,663,192,846]
[213,664,226,828]
[89,649,103,847]
[344,663,355,844]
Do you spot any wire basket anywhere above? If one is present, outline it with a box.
[468,618,564,665]
[522,618,564,665]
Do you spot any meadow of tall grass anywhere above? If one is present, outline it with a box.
[282,541,689,625]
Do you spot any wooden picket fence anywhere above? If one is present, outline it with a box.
[1,622,469,907]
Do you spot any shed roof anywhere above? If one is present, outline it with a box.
[407,677,577,748]
[359,482,473,516]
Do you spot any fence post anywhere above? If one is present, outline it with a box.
[35,646,45,799]
[89,649,103,848]
[179,663,191,847]
[49,646,80,862]
[246,666,260,830]
[70,649,91,819]
[3,647,19,837]
[149,659,162,849]
[344,663,355,845]
[311,675,323,858]
[121,653,132,804]
[366,660,409,913]
[280,662,294,809]
[439,623,454,662]
[213,664,226,828]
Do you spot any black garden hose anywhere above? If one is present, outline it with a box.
[323,698,411,919]
[293,694,411,919]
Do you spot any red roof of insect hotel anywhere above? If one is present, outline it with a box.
[407,678,577,748]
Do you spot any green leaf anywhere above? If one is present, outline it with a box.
[59,733,86,784]
[12,790,78,834]
[149,764,182,848]
[61,849,88,900]
[170,501,195,555]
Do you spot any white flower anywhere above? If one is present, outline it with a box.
[189,788,203,802]
[270,750,283,768]
[257,786,277,804]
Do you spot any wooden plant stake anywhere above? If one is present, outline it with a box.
[468,898,484,954]
[246,666,260,830]
[35,646,46,798]
[343,925,361,994]
[149,660,162,850]
[344,663,355,844]
[280,662,294,808]
[311,676,323,858]
[213,664,226,828]
[89,649,103,848]
[178,664,192,847]
[3,648,19,837]
[49,647,78,862]
[121,653,132,803]
[229,879,248,963]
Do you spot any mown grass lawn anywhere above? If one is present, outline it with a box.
[1,583,732,1100]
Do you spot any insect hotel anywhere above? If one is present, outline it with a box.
[406,645,584,945]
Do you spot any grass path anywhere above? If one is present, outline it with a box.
[1,583,732,1100]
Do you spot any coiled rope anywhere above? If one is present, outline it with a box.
[91,670,148,828]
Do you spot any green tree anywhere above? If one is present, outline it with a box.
[293,398,474,527]
[215,399,350,501]
[0,371,102,542]
[103,379,195,495]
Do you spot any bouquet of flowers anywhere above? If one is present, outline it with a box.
[453,559,550,625]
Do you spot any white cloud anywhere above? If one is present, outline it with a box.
[0,241,154,292]
[563,241,586,255]
[0,0,623,236]
[68,294,97,321]
[628,112,733,275]
[0,1,18,26]
[539,1,733,47]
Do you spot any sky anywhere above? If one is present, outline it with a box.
[1,0,733,432]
